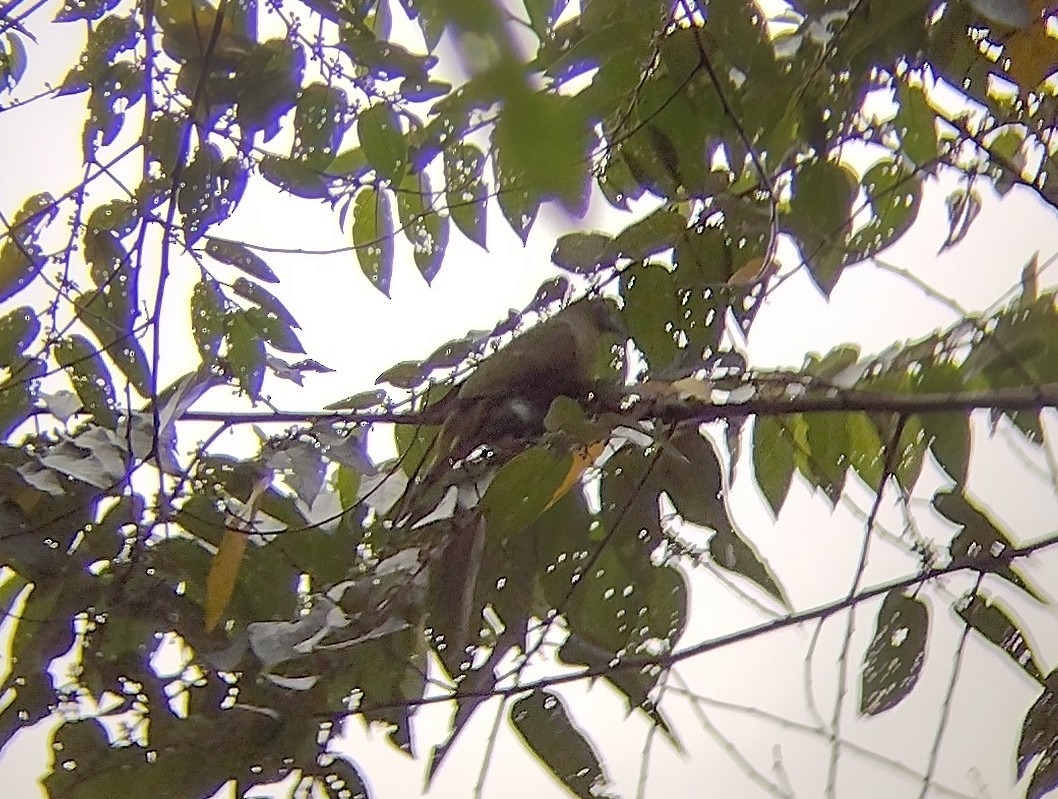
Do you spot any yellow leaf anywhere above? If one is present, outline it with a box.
[204,528,247,632]
[545,441,605,511]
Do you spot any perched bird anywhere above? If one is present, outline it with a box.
[416,296,626,478]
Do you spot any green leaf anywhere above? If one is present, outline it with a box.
[845,412,885,490]
[860,590,928,715]
[655,428,726,531]
[611,206,685,262]
[1,32,28,89]
[204,238,279,283]
[352,186,395,296]
[620,261,680,371]
[234,38,305,142]
[511,690,613,799]
[443,142,487,248]
[58,15,138,94]
[83,61,143,159]
[495,89,591,215]
[76,258,152,398]
[0,192,54,304]
[87,200,138,236]
[917,364,971,484]
[259,154,331,199]
[935,489,1046,603]
[376,359,427,389]
[848,159,923,263]
[803,411,851,504]
[54,0,119,22]
[0,357,42,436]
[231,277,300,330]
[752,415,800,517]
[225,312,266,398]
[0,306,37,363]
[895,80,938,166]
[326,146,369,178]
[179,146,247,244]
[480,446,572,541]
[292,81,349,168]
[326,389,387,411]
[551,232,614,274]
[242,306,306,355]
[786,158,858,295]
[191,278,228,361]
[358,102,408,182]
[54,335,117,428]
[1019,670,1058,784]
[396,171,448,283]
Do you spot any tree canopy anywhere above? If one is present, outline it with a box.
[2,0,1058,797]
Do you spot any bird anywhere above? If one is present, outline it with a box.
[410,296,626,493]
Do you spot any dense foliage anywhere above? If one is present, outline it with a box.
[2,0,1058,796]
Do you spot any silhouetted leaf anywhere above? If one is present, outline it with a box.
[510,690,614,799]
[860,590,928,715]
[205,238,279,283]
[957,592,1042,680]
[709,525,790,609]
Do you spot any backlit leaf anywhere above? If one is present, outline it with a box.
[352,186,394,296]
[510,690,614,799]
[860,590,928,715]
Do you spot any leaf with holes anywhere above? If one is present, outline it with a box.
[231,278,299,330]
[352,186,394,296]
[1019,669,1058,799]
[225,312,266,398]
[191,278,228,361]
[259,154,331,199]
[54,335,117,428]
[510,690,614,799]
[860,590,928,715]
[443,143,487,248]
[894,81,938,166]
[958,591,1042,679]
[292,82,349,168]
[179,146,247,244]
[396,171,448,284]
[552,232,614,274]
[205,238,279,283]
[620,261,680,371]
[0,193,55,305]
[0,306,37,364]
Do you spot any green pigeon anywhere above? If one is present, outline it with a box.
[418,296,626,475]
